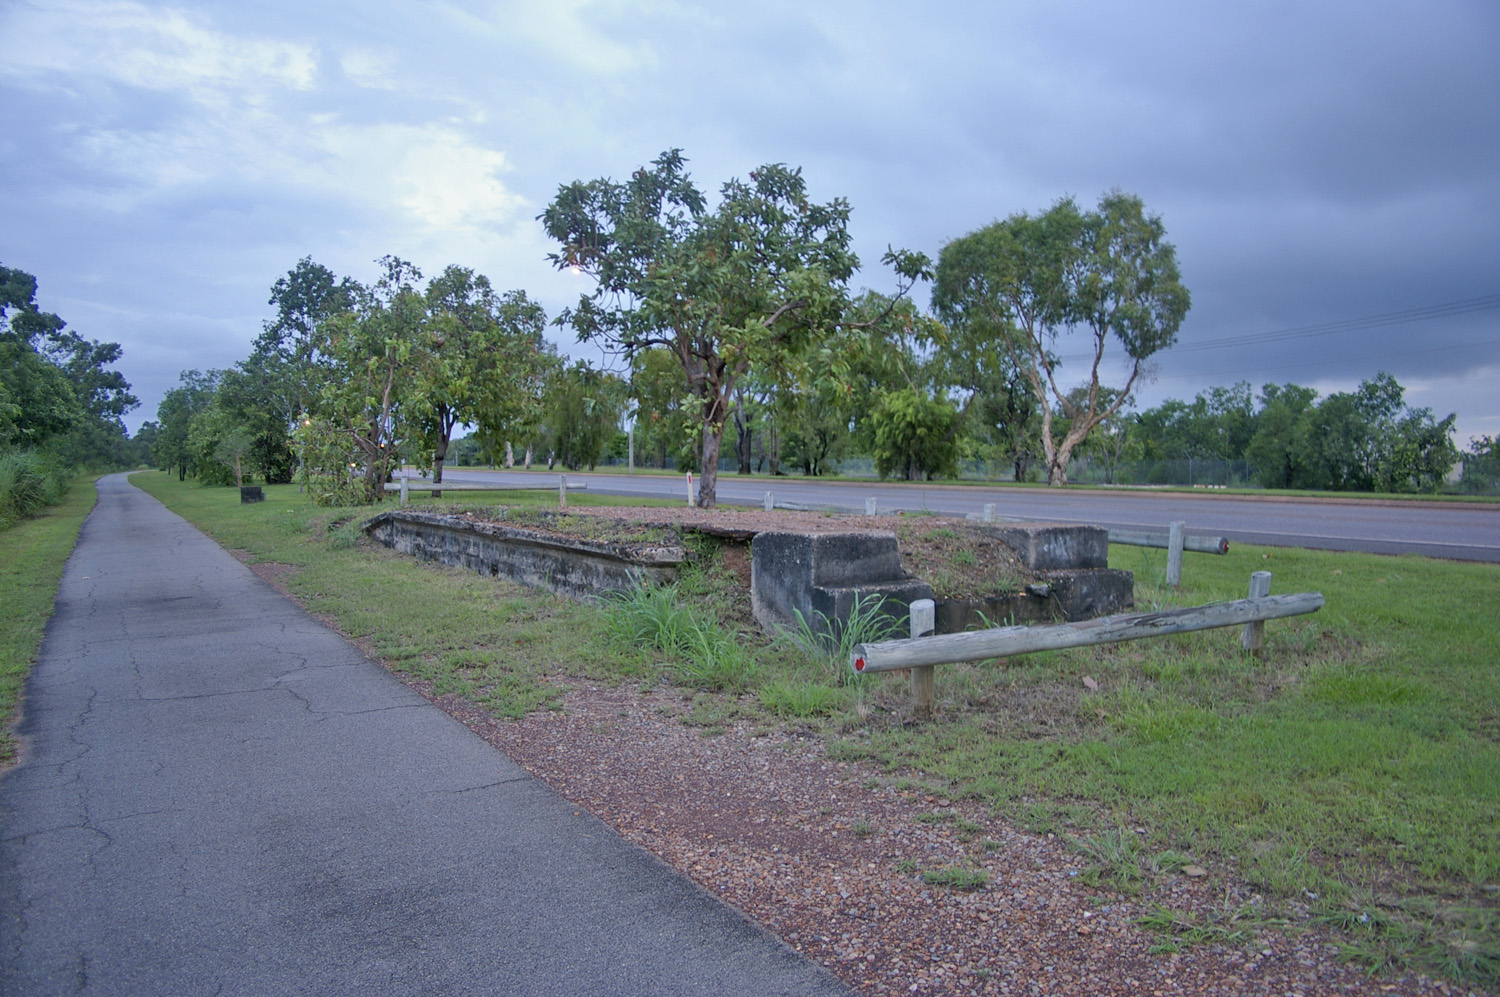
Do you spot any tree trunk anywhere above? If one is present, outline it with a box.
[505,441,514,468]
[697,423,725,507]
[431,434,448,497]
[524,445,533,470]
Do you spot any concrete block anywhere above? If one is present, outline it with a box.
[751,531,926,636]
[979,524,1108,570]
[1038,568,1135,620]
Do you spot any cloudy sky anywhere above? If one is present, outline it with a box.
[3,0,1497,443]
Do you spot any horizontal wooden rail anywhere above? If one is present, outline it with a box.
[850,592,1323,674]
[383,481,589,492]
[1107,529,1228,555]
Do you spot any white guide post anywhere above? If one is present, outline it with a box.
[558,475,567,510]
[1166,521,1185,588]
[909,598,936,717]
[1241,571,1273,655]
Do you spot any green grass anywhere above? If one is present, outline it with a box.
[1,475,98,765]
[832,541,1500,985]
[130,470,1500,987]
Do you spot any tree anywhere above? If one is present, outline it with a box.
[543,362,624,471]
[1245,382,1319,488]
[299,257,424,505]
[933,192,1190,485]
[1461,436,1500,493]
[410,267,552,490]
[153,370,221,480]
[869,388,960,481]
[254,257,358,420]
[542,149,927,506]
[2,264,136,465]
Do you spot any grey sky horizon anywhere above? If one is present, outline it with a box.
[3,0,1496,444]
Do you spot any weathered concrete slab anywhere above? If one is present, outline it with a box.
[365,510,687,602]
[978,523,1108,571]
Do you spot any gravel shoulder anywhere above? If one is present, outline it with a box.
[426,680,1464,996]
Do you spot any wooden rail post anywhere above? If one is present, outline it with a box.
[399,476,409,507]
[1166,521,1185,588]
[909,599,936,717]
[1241,571,1272,655]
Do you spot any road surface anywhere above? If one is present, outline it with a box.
[405,469,1500,563]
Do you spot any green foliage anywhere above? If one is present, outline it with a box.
[542,149,928,506]
[869,388,960,480]
[933,191,1190,486]
[1,263,137,467]
[0,450,71,529]
[543,362,624,471]
[1460,435,1500,494]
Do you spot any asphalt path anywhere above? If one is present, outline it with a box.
[409,469,1500,563]
[0,474,849,996]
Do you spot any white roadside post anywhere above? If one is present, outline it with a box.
[399,476,409,507]
[686,473,694,506]
[865,497,878,516]
[1166,521,1185,588]
[983,503,996,523]
[558,475,567,510]
[909,598,936,717]
[1241,571,1273,655]
[764,492,774,511]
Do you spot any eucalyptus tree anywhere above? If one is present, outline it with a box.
[542,149,928,506]
[934,191,1190,485]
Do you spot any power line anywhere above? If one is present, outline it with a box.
[1054,292,1500,364]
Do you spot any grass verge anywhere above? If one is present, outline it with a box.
[133,470,1499,987]
[1,475,98,765]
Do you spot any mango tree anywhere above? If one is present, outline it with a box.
[542,149,927,507]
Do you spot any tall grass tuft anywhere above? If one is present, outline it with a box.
[0,450,70,530]
[603,582,760,693]
[785,591,905,685]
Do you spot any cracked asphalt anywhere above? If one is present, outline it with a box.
[0,474,848,996]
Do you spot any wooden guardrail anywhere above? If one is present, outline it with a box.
[386,476,588,507]
[850,572,1321,716]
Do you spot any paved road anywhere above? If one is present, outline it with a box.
[0,474,848,996]
[409,469,1500,563]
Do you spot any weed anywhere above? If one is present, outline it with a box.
[784,590,904,685]
[328,519,363,548]
[895,858,920,875]
[1070,828,1144,892]
[922,866,989,890]
[852,819,875,838]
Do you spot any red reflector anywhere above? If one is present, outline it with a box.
[854,657,865,672]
